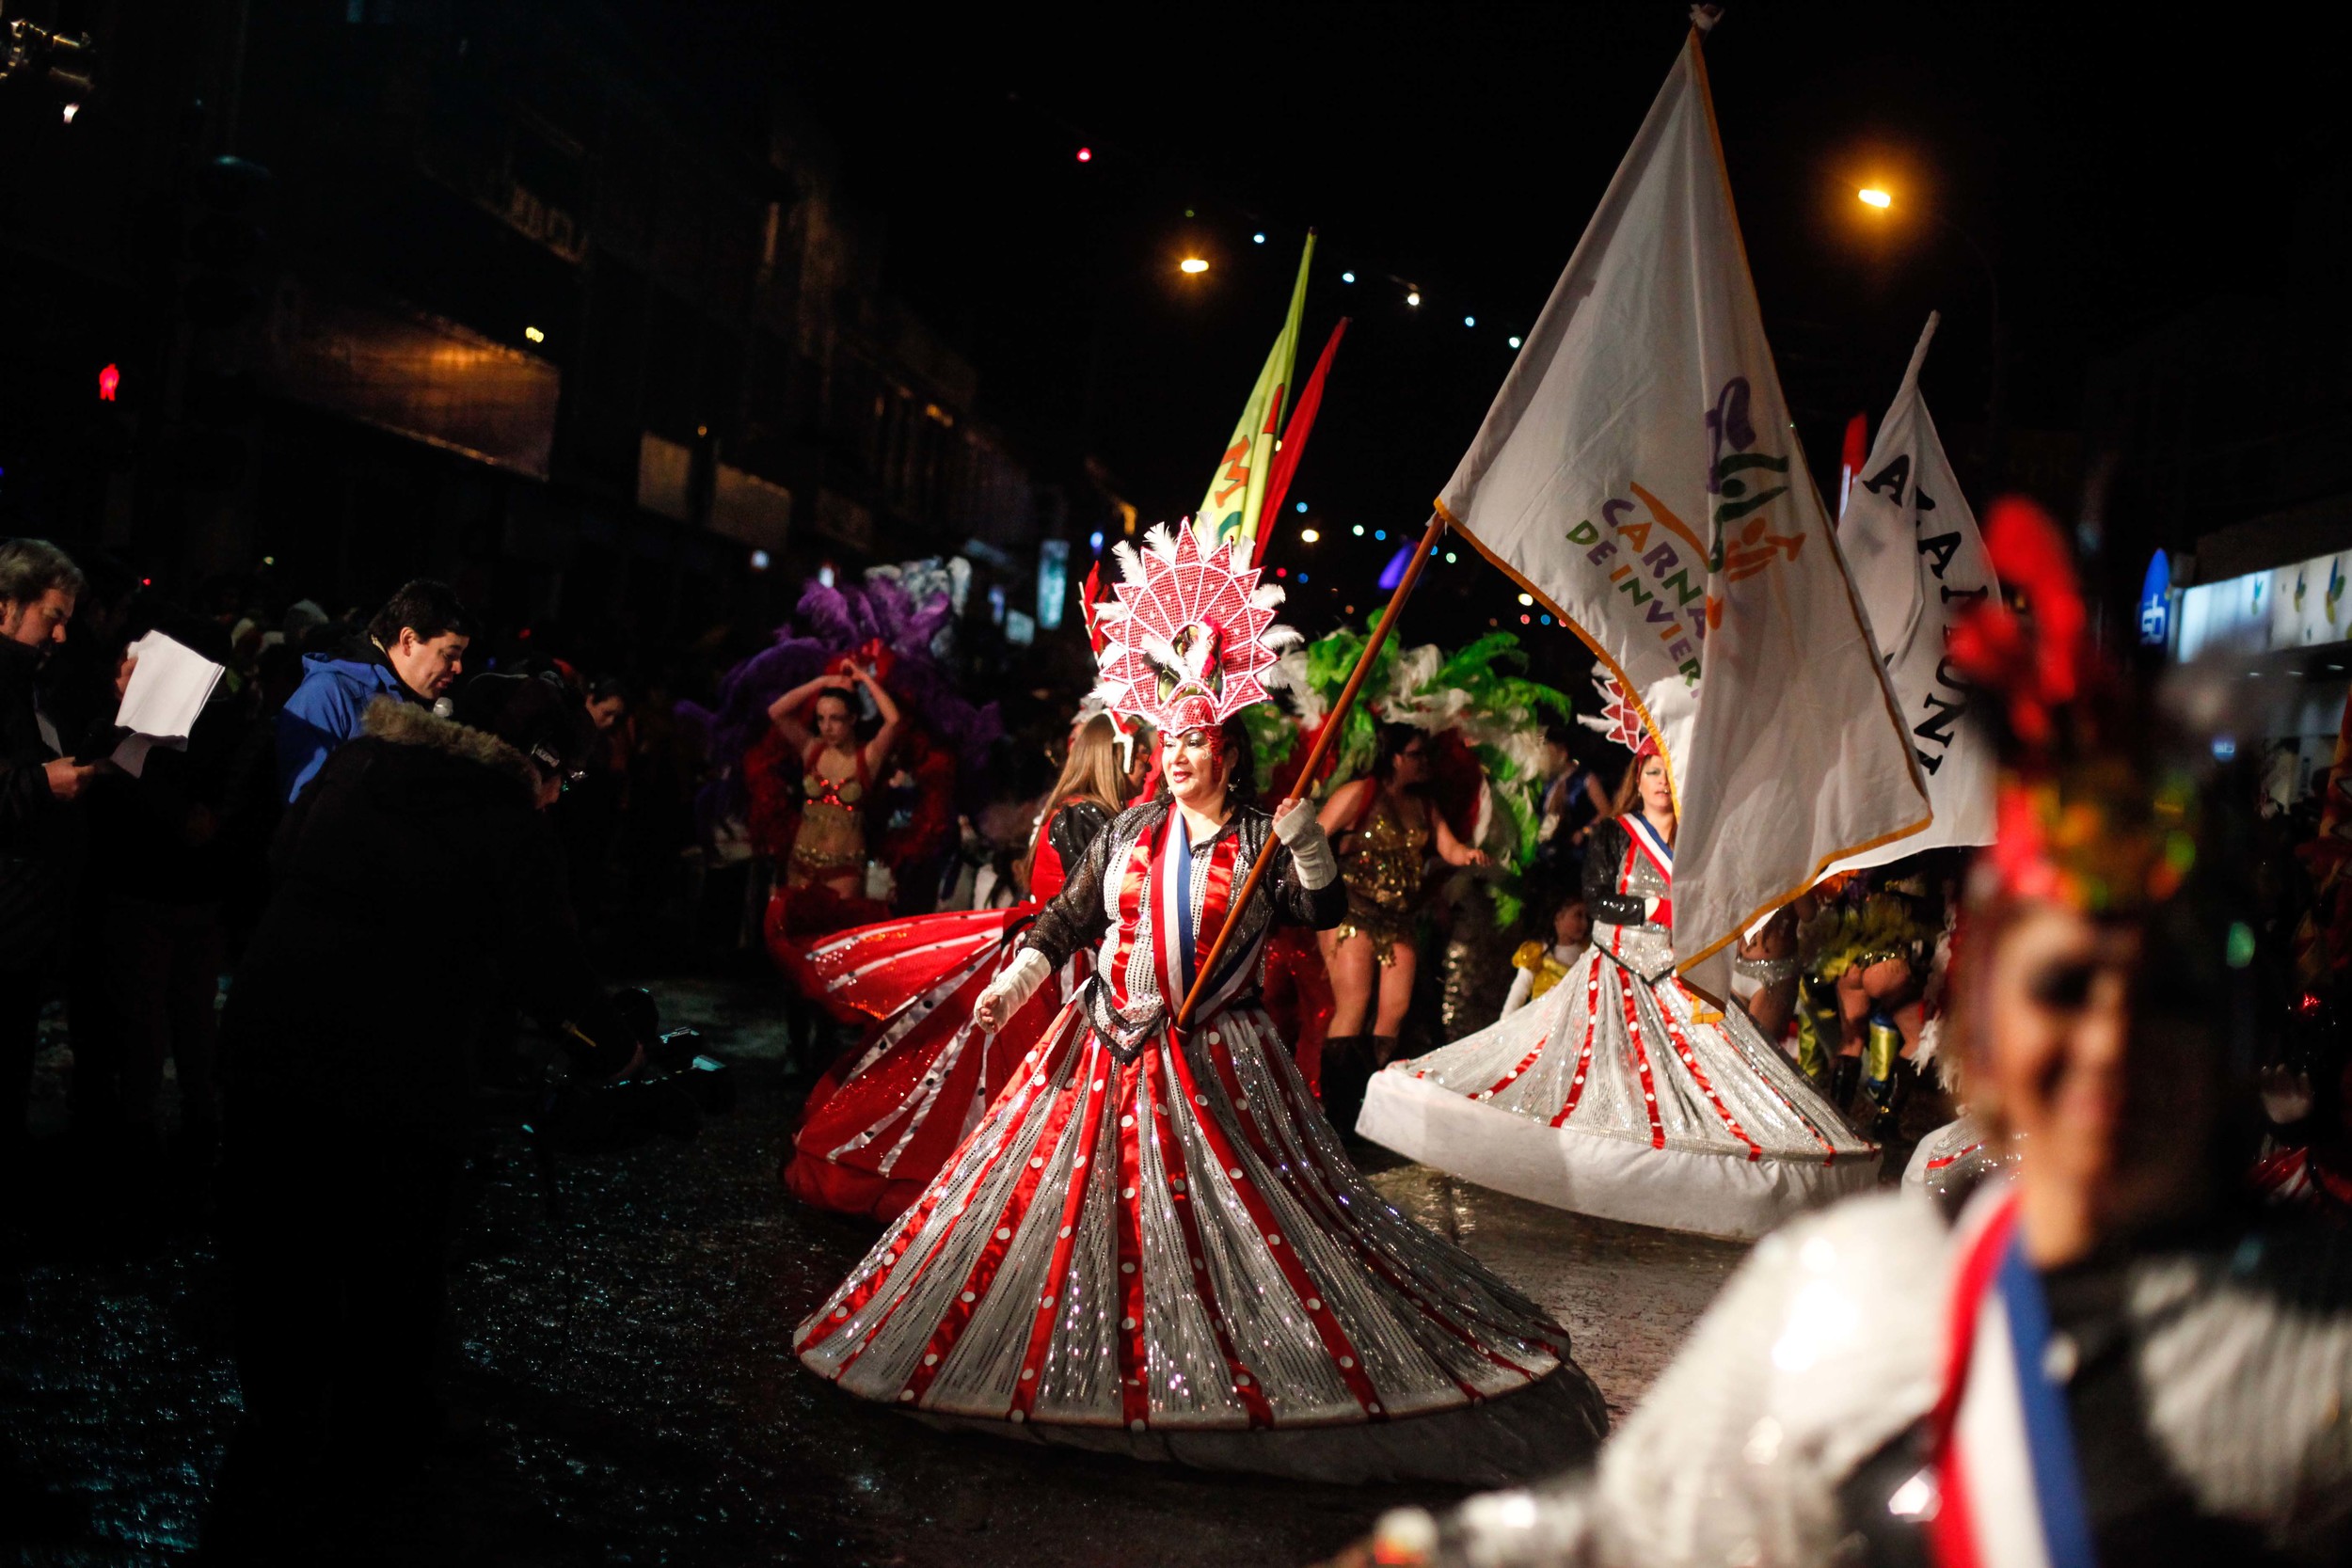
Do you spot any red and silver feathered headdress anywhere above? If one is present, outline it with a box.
[1092,523,1294,735]
[1578,670,1654,757]
[1947,497,2195,915]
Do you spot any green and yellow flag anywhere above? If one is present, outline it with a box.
[1193,231,1314,559]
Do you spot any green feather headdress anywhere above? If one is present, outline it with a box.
[1255,625,1572,875]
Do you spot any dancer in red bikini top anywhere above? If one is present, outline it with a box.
[766,664,904,900]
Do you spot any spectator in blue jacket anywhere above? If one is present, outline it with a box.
[275,579,473,802]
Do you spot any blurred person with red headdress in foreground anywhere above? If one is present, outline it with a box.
[1324,499,2352,1568]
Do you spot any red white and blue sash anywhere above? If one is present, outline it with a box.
[1926,1183,2095,1568]
[1149,812,1248,1029]
[1623,813,1674,886]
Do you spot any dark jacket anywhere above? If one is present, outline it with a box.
[1044,798,1113,880]
[275,641,419,803]
[1581,816,1653,928]
[0,638,80,970]
[84,687,249,908]
[222,699,633,1134]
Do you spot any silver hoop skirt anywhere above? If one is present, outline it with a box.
[1359,932,1880,1241]
[795,998,1607,1483]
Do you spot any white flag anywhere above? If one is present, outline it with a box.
[1824,313,2000,874]
[1435,31,1927,968]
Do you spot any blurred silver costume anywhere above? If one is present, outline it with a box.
[1376,1182,2352,1567]
[1901,1113,2015,1200]
[1360,816,1878,1240]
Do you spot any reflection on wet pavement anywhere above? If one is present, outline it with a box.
[4,977,1750,1566]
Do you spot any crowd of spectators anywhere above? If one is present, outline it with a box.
[0,534,749,1481]
[0,543,730,1198]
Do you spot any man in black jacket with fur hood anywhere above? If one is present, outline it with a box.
[219,672,642,1460]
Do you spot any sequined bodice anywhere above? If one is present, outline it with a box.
[803,768,866,813]
[1339,792,1429,915]
[1621,842,1669,901]
[790,745,869,879]
[1080,805,1279,1053]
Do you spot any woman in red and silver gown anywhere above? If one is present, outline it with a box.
[784,717,1129,1219]
[796,717,1604,1483]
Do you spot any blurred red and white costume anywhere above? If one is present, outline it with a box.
[783,796,1113,1220]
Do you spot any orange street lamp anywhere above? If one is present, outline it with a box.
[1179,256,1209,275]
[1852,182,2005,487]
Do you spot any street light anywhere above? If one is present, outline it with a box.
[1179,257,1209,275]
[1854,182,2005,487]
[1299,528,1320,543]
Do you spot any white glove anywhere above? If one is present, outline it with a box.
[2261,1064,2315,1125]
[1274,797,1337,890]
[974,947,1051,1033]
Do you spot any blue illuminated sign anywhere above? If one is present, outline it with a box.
[2138,549,2170,647]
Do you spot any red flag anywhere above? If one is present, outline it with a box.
[1079,561,1109,654]
[1253,319,1350,566]
[1836,410,1869,523]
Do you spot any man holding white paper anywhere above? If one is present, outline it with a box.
[110,630,227,778]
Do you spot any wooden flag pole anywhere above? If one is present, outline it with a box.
[1173,509,1450,1031]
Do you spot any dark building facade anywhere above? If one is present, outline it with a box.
[2085,168,2352,798]
[0,0,1112,657]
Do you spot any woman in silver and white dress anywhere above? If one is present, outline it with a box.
[795,527,1606,1483]
[1359,742,1879,1241]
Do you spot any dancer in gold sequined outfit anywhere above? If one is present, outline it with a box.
[1314,724,1488,1132]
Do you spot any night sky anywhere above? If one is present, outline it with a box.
[632,2,2332,648]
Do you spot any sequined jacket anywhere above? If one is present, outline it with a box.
[1402,1186,2352,1568]
[1020,798,1347,1054]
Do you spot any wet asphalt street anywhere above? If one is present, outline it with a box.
[5,975,1754,1568]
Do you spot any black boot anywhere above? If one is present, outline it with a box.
[1319,1036,1373,1140]
[1371,1035,1401,1069]
[1829,1053,1863,1120]
[1867,1054,1917,1143]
